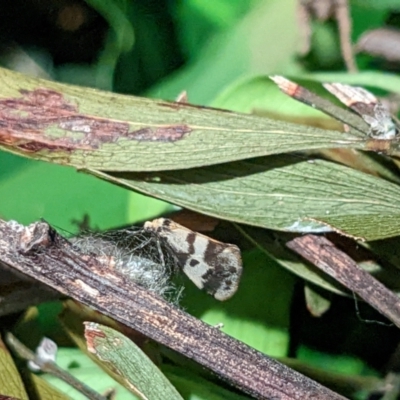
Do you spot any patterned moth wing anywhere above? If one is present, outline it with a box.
[144,218,243,301]
[323,82,398,140]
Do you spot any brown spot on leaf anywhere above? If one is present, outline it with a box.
[84,323,106,353]
[0,88,191,153]
[130,125,191,142]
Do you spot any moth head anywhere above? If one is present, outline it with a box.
[144,218,172,235]
[364,106,397,140]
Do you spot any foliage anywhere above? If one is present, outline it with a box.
[2,0,400,399]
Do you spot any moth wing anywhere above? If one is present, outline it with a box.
[209,243,242,301]
[323,82,397,139]
[144,218,243,300]
[323,82,377,107]
[181,235,242,301]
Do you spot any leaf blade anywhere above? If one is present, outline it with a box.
[89,155,400,240]
[85,323,184,400]
[0,334,28,400]
[0,67,366,172]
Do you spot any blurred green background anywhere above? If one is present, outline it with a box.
[2,1,400,399]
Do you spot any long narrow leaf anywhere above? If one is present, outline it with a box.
[85,323,183,400]
[89,155,400,240]
[0,67,368,172]
[0,335,28,400]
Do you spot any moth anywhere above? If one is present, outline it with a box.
[271,75,398,140]
[323,82,398,140]
[144,218,243,301]
[70,225,182,303]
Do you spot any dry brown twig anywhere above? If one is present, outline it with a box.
[0,218,346,400]
[5,332,107,400]
[287,234,400,329]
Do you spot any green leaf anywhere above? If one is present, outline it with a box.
[0,151,172,230]
[304,285,332,317]
[0,67,367,172]
[213,75,400,183]
[240,226,400,298]
[238,226,349,296]
[215,75,370,135]
[85,323,184,400]
[213,76,330,117]
[89,155,400,241]
[43,348,134,400]
[214,72,400,120]
[0,334,28,399]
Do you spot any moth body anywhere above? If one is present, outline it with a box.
[144,218,242,301]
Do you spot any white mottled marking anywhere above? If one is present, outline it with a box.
[144,218,242,301]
